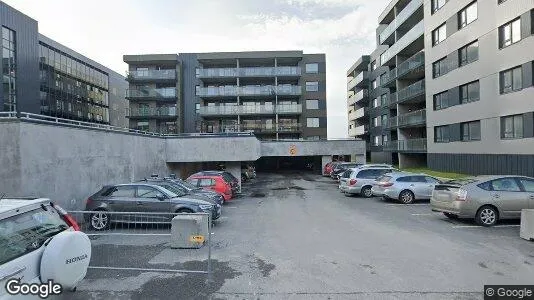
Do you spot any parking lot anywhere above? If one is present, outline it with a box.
[72,172,534,299]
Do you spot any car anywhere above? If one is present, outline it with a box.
[339,166,397,197]
[187,174,234,201]
[330,162,364,181]
[323,161,338,176]
[371,172,442,204]
[190,171,239,195]
[0,197,91,297]
[431,175,534,226]
[85,183,221,230]
[138,177,224,206]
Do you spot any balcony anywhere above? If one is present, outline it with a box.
[241,123,302,133]
[126,107,178,119]
[379,0,424,45]
[276,104,303,114]
[349,125,368,137]
[397,79,425,104]
[348,110,358,121]
[347,89,369,106]
[126,69,176,82]
[381,51,425,87]
[380,20,424,66]
[126,88,177,101]
[197,67,301,79]
[347,71,369,90]
[196,85,302,98]
[354,107,368,120]
[199,104,302,117]
[383,138,427,152]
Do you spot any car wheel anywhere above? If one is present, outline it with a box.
[399,190,415,204]
[90,211,110,231]
[361,186,373,198]
[443,212,458,219]
[476,206,498,227]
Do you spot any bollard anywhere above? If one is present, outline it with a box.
[170,214,210,249]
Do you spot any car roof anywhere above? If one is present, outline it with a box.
[0,197,52,217]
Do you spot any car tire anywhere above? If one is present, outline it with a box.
[361,186,373,198]
[443,212,458,219]
[90,210,110,231]
[476,206,498,227]
[399,190,415,204]
[343,191,353,197]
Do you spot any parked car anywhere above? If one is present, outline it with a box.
[371,172,442,204]
[323,162,334,176]
[187,174,234,201]
[190,171,239,195]
[241,167,256,181]
[431,175,534,226]
[339,166,397,197]
[0,198,90,296]
[331,162,364,181]
[136,178,224,206]
[85,183,221,230]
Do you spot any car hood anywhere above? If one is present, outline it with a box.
[170,196,213,206]
[185,193,218,204]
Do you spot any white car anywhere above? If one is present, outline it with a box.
[0,198,91,299]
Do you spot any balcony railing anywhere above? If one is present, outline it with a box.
[241,123,302,133]
[379,0,424,45]
[126,69,176,81]
[126,88,177,100]
[354,107,368,120]
[348,110,358,121]
[348,89,369,106]
[382,51,424,86]
[397,79,425,104]
[383,138,427,152]
[127,107,178,118]
[380,20,424,66]
[197,67,301,78]
[277,104,303,114]
[196,85,302,97]
[198,104,302,116]
[347,71,368,90]
[349,125,368,137]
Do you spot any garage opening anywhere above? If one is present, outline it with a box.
[255,156,322,174]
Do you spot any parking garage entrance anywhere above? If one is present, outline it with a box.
[255,156,323,174]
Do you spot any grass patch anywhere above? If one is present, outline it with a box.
[401,168,468,180]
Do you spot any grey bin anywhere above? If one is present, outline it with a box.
[170,214,210,249]
[520,209,534,242]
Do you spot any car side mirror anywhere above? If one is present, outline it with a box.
[156,193,166,201]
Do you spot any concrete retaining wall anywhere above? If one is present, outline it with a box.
[165,136,261,162]
[261,140,366,158]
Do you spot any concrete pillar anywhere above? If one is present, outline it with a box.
[226,161,241,193]
[321,155,332,175]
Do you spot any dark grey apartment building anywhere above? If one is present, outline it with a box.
[0,2,127,127]
[123,51,327,139]
[348,0,426,167]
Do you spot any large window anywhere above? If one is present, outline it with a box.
[2,27,16,112]
[461,121,481,141]
[373,117,380,127]
[195,103,200,113]
[373,135,382,146]
[433,57,447,78]
[458,1,477,29]
[459,40,479,67]
[432,23,447,46]
[371,80,377,89]
[381,114,388,126]
[380,73,387,86]
[499,18,521,48]
[305,81,319,92]
[431,0,447,13]
[435,125,450,143]
[500,66,522,94]
[434,91,449,110]
[306,99,319,109]
[501,114,523,139]
[371,60,377,71]
[460,81,480,104]
[305,63,319,74]
[372,98,378,108]
[380,94,388,106]
[306,117,320,128]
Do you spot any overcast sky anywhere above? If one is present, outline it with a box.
[4,0,388,138]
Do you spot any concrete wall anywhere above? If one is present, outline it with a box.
[261,140,366,157]
[165,136,262,162]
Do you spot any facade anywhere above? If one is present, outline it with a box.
[348,0,426,167]
[123,51,328,139]
[0,2,127,127]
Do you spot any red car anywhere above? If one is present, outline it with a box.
[323,162,334,176]
[187,175,233,201]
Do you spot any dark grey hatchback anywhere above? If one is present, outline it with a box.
[85,183,221,230]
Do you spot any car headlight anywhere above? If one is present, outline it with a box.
[199,204,213,210]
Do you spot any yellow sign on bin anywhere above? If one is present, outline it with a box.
[289,144,297,156]
[189,235,205,243]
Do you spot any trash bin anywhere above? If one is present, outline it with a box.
[520,209,534,241]
[170,214,210,249]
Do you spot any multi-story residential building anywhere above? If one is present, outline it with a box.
[425,0,534,176]
[347,56,371,155]
[348,0,426,167]
[0,2,127,127]
[124,51,327,139]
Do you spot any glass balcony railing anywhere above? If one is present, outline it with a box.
[349,125,368,137]
[277,104,303,114]
[354,107,368,120]
[241,123,301,133]
[126,88,177,99]
[384,138,427,152]
[126,69,176,81]
[397,79,425,104]
[348,90,369,106]
[347,71,368,90]
[197,67,301,78]
[397,109,426,127]
[380,20,424,66]
[379,0,423,45]
[382,51,424,86]
[198,104,302,116]
[127,107,178,118]
[196,85,302,97]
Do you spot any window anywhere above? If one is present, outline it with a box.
[459,40,479,67]
[501,114,523,139]
[108,186,136,197]
[195,103,200,113]
[491,178,521,192]
[519,178,534,192]
[458,1,477,29]
[500,66,522,94]
[371,80,377,89]
[137,186,161,198]
[305,63,319,74]
[199,178,215,187]
[2,27,16,112]
[434,91,449,110]
[432,0,447,13]
[371,61,377,71]
[306,99,319,109]
[381,114,387,125]
[373,136,382,146]
[306,136,321,141]
[433,57,447,78]
[372,98,378,108]
[500,18,521,48]
[380,73,387,86]
[432,23,447,46]
[373,117,380,127]
[307,117,320,128]
[461,121,481,141]
[460,81,480,104]
[306,81,319,92]
[435,125,450,143]
[382,135,388,144]
[425,176,441,184]
[380,94,387,106]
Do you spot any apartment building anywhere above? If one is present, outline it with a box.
[348,0,426,167]
[124,51,328,139]
[425,0,534,176]
[0,2,128,126]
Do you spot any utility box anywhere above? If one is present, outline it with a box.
[520,209,534,241]
[170,214,210,249]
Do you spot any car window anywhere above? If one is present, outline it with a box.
[477,181,492,191]
[107,186,136,197]
[377,175,392,182]
[377,169,393,177]
[159,184,185,195]
[199,178,215,187]
[412,176,427,183]
[518,178,534,192]
[425,176,440,184]
[396,176,410,182]
[491,178,521,192]
[341,170,352,178]
[137,186,160,198]
[0,206,68,265]
[176,179,197,190]
[188,178,199,186]
[356,169,371,178]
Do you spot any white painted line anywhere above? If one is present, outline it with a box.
[86,233,171,236]
[411,213,436,216]
[452,225,520,229]
[225,206,238,209]
[88,266,208,274]
[385,203,429,206]
[218,216,229,220]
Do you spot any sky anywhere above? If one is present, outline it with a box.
[4,0,389,138]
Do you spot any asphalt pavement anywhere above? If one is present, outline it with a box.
[72,171,534,299]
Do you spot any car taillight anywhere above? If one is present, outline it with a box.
[54,205,81,231]
[456,189,468,201]
[349,179,357,186]
[381,182,393,187]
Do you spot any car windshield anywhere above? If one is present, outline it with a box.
[0,205,68,265]
[157,184,186,196]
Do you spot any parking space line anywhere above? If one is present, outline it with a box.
[411,213,438,216]
[225,206,238,209]
[86,233,171,236]
[451,225,520,229]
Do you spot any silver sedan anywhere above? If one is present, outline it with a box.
[371,172,442,204]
